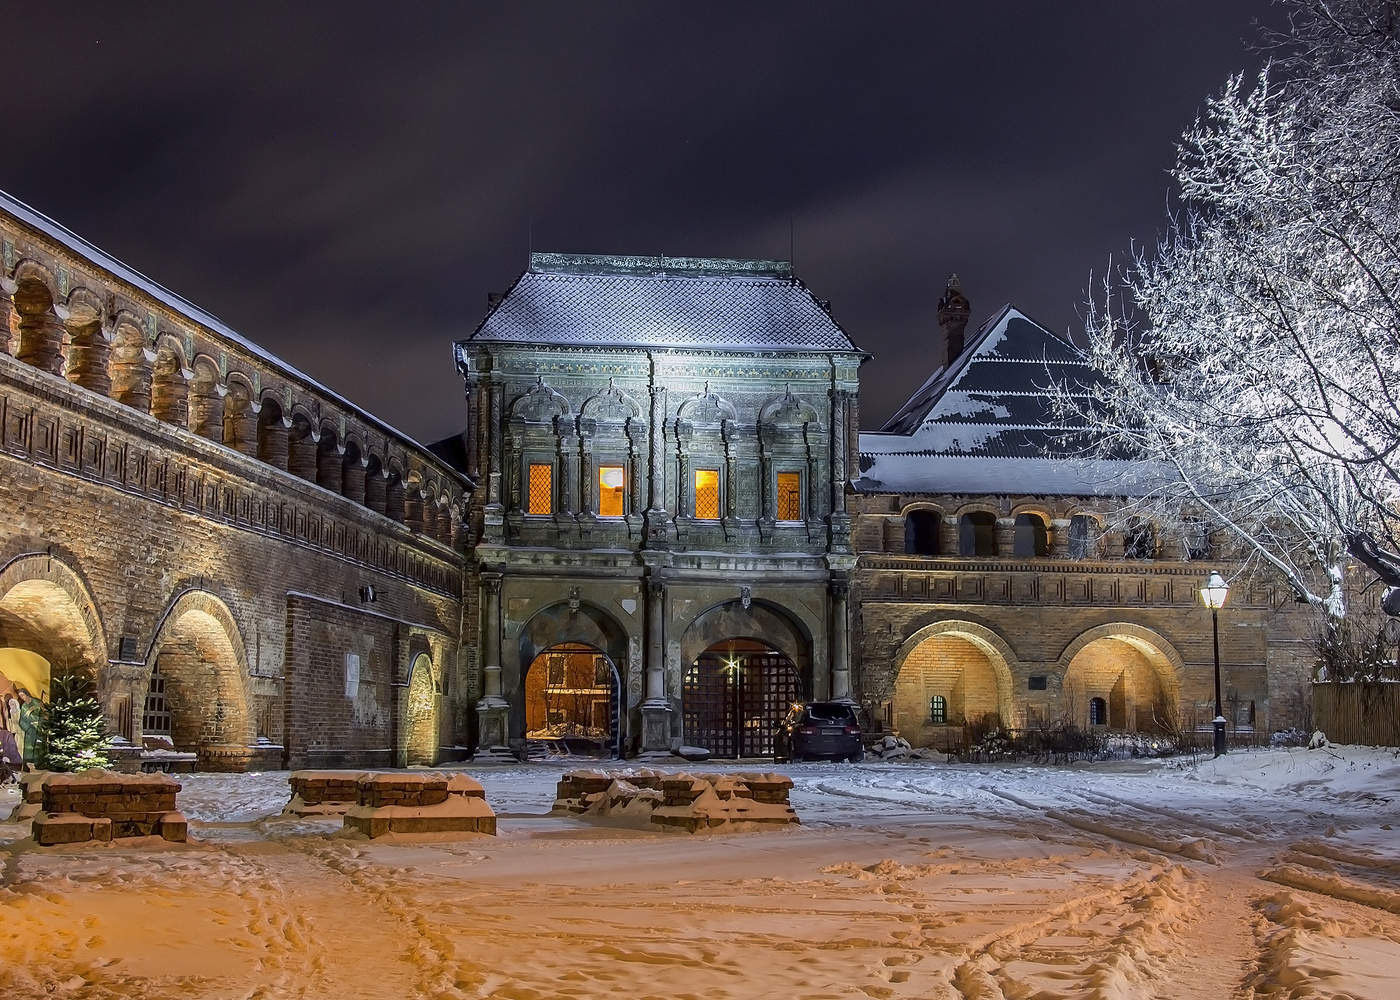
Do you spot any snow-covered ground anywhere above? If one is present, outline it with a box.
[2,746,1397,998]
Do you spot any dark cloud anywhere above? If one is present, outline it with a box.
[3,1,1279,440]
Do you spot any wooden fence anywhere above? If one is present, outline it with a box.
[1312,682,1400,746]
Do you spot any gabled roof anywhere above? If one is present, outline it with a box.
[462,252,862,353]
[856,305,1156,496]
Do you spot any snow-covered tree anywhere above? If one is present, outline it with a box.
[41,666,110,772]
[1058,0,1400,621]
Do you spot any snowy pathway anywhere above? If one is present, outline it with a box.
[1,747,1397,998]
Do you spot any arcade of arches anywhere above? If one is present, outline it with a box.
[890,624,1186,749]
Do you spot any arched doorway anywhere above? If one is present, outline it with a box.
[402,653,438,765]
[1061,635,1179,732]
[683,639,800,759]
[523,642,621,757]
[0,556,108,768]
[890,621,1016,749]
[145,592,250,769]
[515,601,630,757]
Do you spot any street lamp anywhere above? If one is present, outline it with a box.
[1199,571,1229,757]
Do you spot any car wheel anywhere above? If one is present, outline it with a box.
[848,749,864,763]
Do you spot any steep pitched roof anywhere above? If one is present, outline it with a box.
[856,305,1155,496]
[463,252,861,353]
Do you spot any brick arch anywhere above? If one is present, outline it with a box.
[0,552,108,675]
[402,650,437,766]
[950,500,1000,518]
[9,258,60,304]
[144,589,252,767]
[1055,622,1184,718]
[513,600,629,745]
[892,619,1017,728]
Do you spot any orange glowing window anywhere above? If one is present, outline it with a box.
[694,468,719,520]
[527,463,553,515]
[777,471,802,521]
[598,465,625,517]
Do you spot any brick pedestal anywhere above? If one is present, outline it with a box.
[32,771,188,844]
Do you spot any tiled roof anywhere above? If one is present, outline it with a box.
[464,253,860,353]
[856,305,1153,495]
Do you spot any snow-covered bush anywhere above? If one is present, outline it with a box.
[1271,728,1310,748]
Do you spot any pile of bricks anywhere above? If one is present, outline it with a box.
[343,772,496,838]
[553,769,798,832]
[283,770,364,816]
[32,771,188,845]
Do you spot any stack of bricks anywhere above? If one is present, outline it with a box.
[343,772,496,837]
[553,769,799,832]
[32,771,188,845]
[283,770,364,816]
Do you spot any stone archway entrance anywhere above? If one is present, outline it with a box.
[403,653,438,766]
[145,593,250,770]
[683,638,800,759]
[1061,634,1180,733]
[890,621,1016,750]
[0,556,108,768]
[523,642,621,757]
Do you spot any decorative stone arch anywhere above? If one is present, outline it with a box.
[0,552,109,678]
[580,379,643,424]
[891,619,1017,730]
[676,385,739,426]
[108,311,153,410]
[10,259,66,375]
[401,649,438,766]
[509,377,571,422]
[951,500,1000,519]
[898,500,946,518]
[10,258,61,305]
[1055,622,1185,731]
[677,597,814,694]
[513,600,630,751]
[757,388,822,429]
[143,589,253,768]
[63,285,105,323]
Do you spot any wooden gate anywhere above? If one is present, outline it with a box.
[683,647,800,758]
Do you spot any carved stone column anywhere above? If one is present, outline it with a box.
[66,321,112,396]
[487,381,504,504]
[464,380,479,479]
[189,382,226,442]
[259,417,290,471]
[830,575,853,702]
[644,380,669,545]
[641,578,672,750]
[475,572,510,748]
[110,340,154,413]
[151,362,189,426]
[0,282,13,356]
[342,457,367,504]
[995,517,1015,557]
[16,304,65,375]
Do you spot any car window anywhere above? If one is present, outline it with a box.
[805,703,855,722]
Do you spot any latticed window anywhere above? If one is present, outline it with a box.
[777,471,802,521]
[527,463,553,515]
[929,695,947,724]
[143,664,172,736]
[598,465,625,517]
[694,468,719,520]
[1089,697,1107,726]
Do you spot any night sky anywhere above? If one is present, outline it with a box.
[4,2,1278,444]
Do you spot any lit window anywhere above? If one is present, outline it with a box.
[930,695,947,724]
[527,463,553,515]
[694,468,719,520]
[598,465,625,517]
[777,471,802,521]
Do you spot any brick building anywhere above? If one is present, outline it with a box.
[0,191,470,771]
[849,278,1312,749]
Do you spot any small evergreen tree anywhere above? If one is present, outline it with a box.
[42,666,110,772]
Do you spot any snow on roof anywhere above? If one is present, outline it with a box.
[857,305,1159,496]
[0,189,462,482]
[463,252,862,353]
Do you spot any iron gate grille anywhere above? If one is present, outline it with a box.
[683,650,800,758]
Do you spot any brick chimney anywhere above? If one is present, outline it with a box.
[937,274,970,370]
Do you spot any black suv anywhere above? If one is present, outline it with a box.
[774,702,863,762]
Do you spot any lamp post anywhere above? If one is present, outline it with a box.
[1199,571,1230,757]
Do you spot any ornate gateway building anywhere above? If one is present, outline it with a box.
[455,253,865,755]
